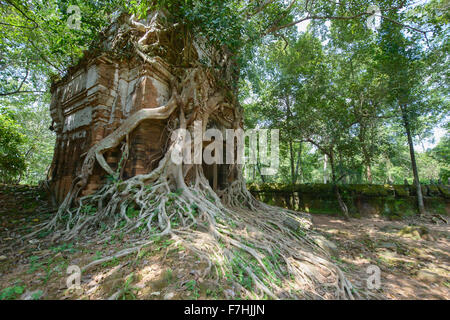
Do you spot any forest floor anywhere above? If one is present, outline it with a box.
[312,214,449,299]
[0,184,448,300]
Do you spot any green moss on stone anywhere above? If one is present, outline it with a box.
[437,185,450,199]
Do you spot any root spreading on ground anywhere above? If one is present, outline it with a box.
[38,161,358,299]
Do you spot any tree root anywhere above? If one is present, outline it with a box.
[36,151,362,299]
[34,98,361,299]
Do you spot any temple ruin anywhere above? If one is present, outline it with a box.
[47,16,235,204]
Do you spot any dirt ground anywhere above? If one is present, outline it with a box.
[312,214,449,299]
[0,184,448,300]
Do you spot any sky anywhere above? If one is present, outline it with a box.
[419,127,446,152]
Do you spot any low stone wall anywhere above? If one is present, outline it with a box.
[248,183,450,219]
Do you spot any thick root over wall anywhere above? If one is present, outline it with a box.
[32,11,366,300]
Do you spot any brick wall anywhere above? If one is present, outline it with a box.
[48,55,171,204]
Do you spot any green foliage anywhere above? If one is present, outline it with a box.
[50,243,77,254]
[81,205,97,215]
[185,279,199,299]
[429,134,450,181]
[0,96,55,185]
[0,0,447,188]
[31,290,44,300]
[15,101,55,184]
[28,255,44,273]
[102,257,120,268]
[126,206,140,219]
[93,251,103,260]
[0,111,26,182]
[163,268,174,284]
[190,203,199,216]
[242,2,448,187]
[118,273,139,300]
[0,284,25,300]
[37,229,52,239]
[0,1,122,183]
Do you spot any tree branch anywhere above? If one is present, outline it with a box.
[4,0,39,28]
[28,39,63,73]
[0,90,46,97]
[375,14,431,44]
[0,21,34,29]
[0,68,31,96]
[248,0,277,17]
[266,12,371,34]
[304,137,331,158]
[269,0,297,28]
[265,8,430,39]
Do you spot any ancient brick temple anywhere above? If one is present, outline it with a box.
[48,53,174,203]
[47,14,238,204]
[48,59,234,204]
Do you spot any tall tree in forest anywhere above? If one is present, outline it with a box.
[376,20,428,215]
[243,33,327,186]
[327,22,390,184]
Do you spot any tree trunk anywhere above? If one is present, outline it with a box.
[358,122,373,184]
[295,142,303,184]
[289,139,296,185]
[366,164,373,184]
[329,154,349,220]
[400,105,426,215]
[285,96,297,186]
[256,161,266,183]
